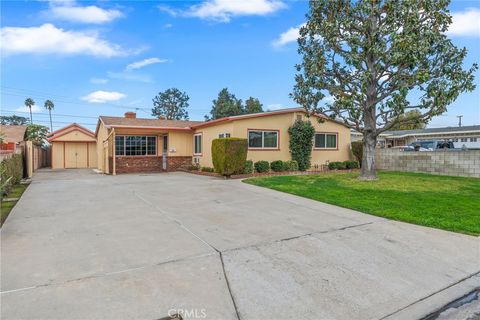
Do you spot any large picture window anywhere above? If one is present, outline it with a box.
[194,133,202,155]
[115,136,157,156]
[314,133,337,149]
[248,130,279,149]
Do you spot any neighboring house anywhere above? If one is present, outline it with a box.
[48,123,97,169]
[95,108,351,175]
[0,125,27,153]
[351,125,480,149]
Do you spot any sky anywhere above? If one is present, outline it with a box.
[1,0,479,131]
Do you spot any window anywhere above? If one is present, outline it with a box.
[115,136,156,156]
[194,134,202,155]
[461,138,468,142]
[218,133,231,138]
[296,115,302,121]
[470,137,477,142]
[248,130,278,149]
[314,133,337,149]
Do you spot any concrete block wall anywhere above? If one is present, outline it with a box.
[375,149,480,178]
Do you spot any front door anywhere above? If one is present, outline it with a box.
[162,135,168,170]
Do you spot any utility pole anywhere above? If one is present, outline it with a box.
[457,115,463,127]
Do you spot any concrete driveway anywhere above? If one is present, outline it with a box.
[1,169,478,320]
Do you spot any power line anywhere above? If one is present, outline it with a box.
[1,110,99,119]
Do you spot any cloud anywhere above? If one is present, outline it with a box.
[160,0,285,22]
[448,8,480,37]
[107,71,153,83]
[82,90,126,103]
[272,23,304,47]
[1,23,127,57]
[15,105,42,113]
[125,57,167,71]
[49,4,123,24]
[90,78,109,84]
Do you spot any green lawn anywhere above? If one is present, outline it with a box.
[244,171,480,236]
[1,183,29,226]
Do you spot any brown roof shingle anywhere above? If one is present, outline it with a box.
[0,125,27,143]
[99,116,202,129]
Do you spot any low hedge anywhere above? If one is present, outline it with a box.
[284,160,299,171]
[344,160,359,169]
[212,138,248,176]
[0,154,23,196]
[243,160,254,174]
[254,160,270,173]
[201,166,214,172]
[328,160,359,170]
[270,160,285,172]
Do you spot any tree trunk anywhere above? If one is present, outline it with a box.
[29,107,33,124]
[360,132,377,180]
[49,110,53,132]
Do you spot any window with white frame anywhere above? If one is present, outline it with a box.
[314,133,337,149]
[470,137,477,142]
[115,136,157,156]
[248,130,278,149]
[194,134,202,155]
[219,133,231,138]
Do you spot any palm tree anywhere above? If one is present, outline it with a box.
[44,100,54,131]
[24,98,35,124]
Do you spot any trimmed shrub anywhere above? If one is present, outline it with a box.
[201,166,214,172]
[270,160,285,172]
[344,160,359,169]
[188,164,200,171]
[351,141,363,167]
[0,154,23,196]
[212,138,248,176]
[284,160,299,171]
[243,160,254,174]
[288,120,315,171]
[328,161,346,170]
[254,160,270,173]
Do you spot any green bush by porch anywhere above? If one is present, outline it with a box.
[211,138,248,176]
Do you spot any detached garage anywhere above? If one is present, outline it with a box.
[48,123,97,169]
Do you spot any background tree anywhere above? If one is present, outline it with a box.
[206,88,244,120]
[0,115,29,125]
[244,97,264,114]
[24,98,35,124]
[44,100,55,131]
[389,110,427,130]
[293,0,477,180]
[152,88,190,120]
[25,124,49,146]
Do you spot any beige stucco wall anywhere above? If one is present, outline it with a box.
[96,122,109,173]
[167,131,193,157]
[51,142,64,169]
[56,130,96,142]
[193,122,234,166]
[195,111,351,168]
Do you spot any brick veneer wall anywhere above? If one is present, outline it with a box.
[109,156,192,174]
[114,156,163,174]
[167,156,192,171]
[376,149,480,178]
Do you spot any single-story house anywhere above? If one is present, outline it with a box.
[48,123,97,169]
[95,108,351,175]
[351,125,480,149]
[0,125,27,153]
